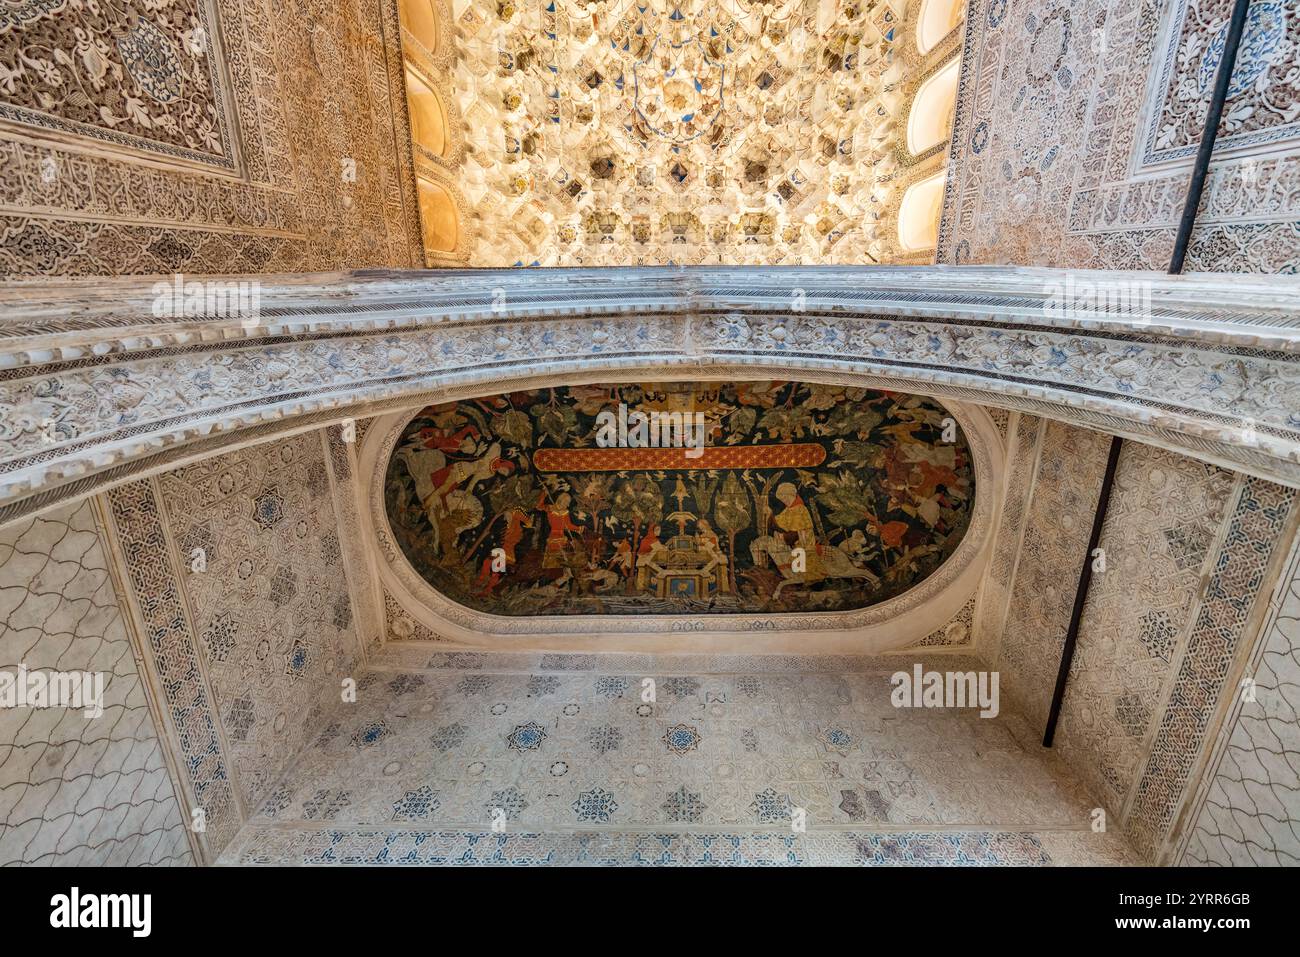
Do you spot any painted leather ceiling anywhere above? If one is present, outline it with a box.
[384,381,974,616]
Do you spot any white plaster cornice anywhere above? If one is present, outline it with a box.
[1,265,1298,528]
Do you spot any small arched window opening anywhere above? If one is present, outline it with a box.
[417,178,458,253]
[906,57,961,156]
[398,0,440,55]
[916,0,966,55]
[405,68,448,158]
[897,170,947,252]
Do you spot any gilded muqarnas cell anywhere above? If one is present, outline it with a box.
[383,381,975,616]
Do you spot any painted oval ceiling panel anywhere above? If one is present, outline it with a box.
[383,381,975,616]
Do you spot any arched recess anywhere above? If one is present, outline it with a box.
[906,57,961,155]
[417,177,458,252]
[398,0,440,54]
[360,377,1004,654]
[405,67,448,157]
[916,0,966,54]
[897,170,947,251]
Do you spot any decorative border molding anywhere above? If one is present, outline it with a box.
[1127,477,1298,859]
[101,478,243,863]
[1,266,1298,530]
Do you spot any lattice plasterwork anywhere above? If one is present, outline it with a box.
[1179,528,1300,866]
[0,499,193,866]
[325,423,386,658]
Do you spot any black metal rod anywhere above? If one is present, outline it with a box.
[1043,435,1125,746]
[1168,0,1252,274]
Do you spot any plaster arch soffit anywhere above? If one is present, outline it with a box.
[0,266,1297,529]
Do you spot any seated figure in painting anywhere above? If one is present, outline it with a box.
[694,518,730,594]
[773,481,824,581]
[635,524,669,592]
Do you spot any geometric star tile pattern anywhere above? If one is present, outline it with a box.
[217,647,1138,866]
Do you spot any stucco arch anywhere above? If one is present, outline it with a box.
[0,267,1296,532]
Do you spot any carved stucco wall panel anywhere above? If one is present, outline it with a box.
[992,417,1299,861]
[102,431,365,860]
[381,568,978,650]
[1127,478,1296,859]
[0,0,423,276]
[150,432,365,810]
[994,420,1112,733]
[940,0,1300,273]
[1057,444,1236,812]
[325,421,387,657]
[972,410,1041,663]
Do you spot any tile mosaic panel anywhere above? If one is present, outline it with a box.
[222,826,1137,866]
[0,500,192,866]
[237,654,1101,836]
[218,648,1137,865]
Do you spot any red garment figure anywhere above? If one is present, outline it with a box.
[502,509,532,564]
[417,424,480,453]
[637,524,661,558]
[539,492,583,570]
[476,556,502,597]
